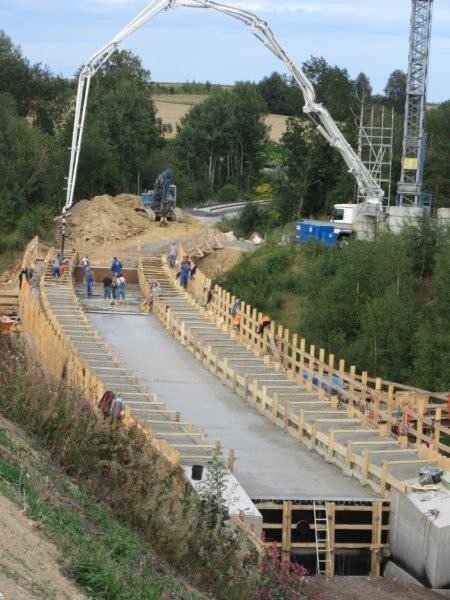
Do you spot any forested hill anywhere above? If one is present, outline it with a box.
[1,29,450,262]
[218,224,450,392]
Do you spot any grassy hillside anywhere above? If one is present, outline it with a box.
[0,335,321,600]
[0,415,204,600]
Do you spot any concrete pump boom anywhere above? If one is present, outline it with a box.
[63,0,384,215]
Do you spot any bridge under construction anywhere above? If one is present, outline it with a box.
[13,236,450,585]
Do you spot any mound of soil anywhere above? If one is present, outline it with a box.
[67,194,150,245]
[197,247,245,279]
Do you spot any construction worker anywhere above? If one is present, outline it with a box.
[19,268,28,289]
[117,273,126,305]
[85,268,95,298]
[168,242,177,268]
[257,315,271,335]
[111,257,123,278]
[59,258,69,278]
[51,256,61,278]
[232,311,241,333]
[179,258,190,289]
[81,255,90,273]
[102,275,113,302]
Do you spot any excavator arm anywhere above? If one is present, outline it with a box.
[63,0,384,215]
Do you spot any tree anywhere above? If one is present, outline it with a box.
[175,85,268,194]
[425,101,450,208]
[30,64,73,134]
[232,82,268,191]
[384,69,407,113]
[0,31,32,116]
[301,56,355,121]
[0,31,73,134]
[257,72,290,115]
[0,93,62,232]
[354,72,372,105]
[67,50,161,199]
[278,115,355,219]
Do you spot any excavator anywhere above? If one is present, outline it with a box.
[138,168,177,224]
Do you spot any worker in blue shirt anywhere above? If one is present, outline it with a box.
[111,257,123,278]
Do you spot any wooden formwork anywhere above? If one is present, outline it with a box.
[255,499,390,577]
[136,255,446,497]
[17,240,265,557]
[167,245,450,470]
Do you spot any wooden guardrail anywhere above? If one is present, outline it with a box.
[138,256,433,496]
[157,244,450,475]
[18,245,180,468]
[180,234,223,259]
[16,239,265,556]
[20,235,39,270]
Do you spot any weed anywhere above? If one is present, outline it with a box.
[0,563,21,583]
[0,336,316,599]
[31,579,59,600]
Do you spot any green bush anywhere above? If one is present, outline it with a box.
[16,206,54,240]
[216,183,239,203]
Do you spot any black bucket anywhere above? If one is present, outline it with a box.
[191,464,203,481]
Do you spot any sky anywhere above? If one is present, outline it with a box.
[1,0,449,102]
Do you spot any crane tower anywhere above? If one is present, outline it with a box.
[397,0,434,207]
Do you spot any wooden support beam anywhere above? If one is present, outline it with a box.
[326,502,335,577]
[281,501,292,563]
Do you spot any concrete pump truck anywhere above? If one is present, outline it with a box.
[61,0,393,249]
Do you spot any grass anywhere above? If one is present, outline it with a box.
[0,428,204,600]
[0,337,318,600]
[0,563,21,583]
[0,248,21,278]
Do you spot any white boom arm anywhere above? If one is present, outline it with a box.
[63,0,384,213]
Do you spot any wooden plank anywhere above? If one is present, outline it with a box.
[371,502,383,577]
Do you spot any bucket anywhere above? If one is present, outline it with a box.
[191,464,203,481]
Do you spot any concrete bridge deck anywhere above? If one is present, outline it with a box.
[42,266,375,500]
[139,257,439,489]
[88,310,377,501]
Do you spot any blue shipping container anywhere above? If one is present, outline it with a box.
[296,220,337,245]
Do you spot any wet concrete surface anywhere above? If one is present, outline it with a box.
[89,312,378,501]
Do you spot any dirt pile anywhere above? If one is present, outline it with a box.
[197,247,245,279]
[67,193,150,245]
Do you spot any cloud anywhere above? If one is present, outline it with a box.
[91,0,450,24]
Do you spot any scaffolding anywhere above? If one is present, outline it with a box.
[397,0,434,206]
[255,499,390,577]
[357,105,394,206]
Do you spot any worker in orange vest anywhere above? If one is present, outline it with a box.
[257,315,271,335]
[233,312,241,332]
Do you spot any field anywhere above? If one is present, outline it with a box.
[153,94,288,142]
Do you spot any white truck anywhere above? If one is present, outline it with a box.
[329,202,429,243]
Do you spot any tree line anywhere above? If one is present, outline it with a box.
[0,29,449,254]
[218,222,450,391]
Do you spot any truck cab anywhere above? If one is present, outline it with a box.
[330,203,356,241]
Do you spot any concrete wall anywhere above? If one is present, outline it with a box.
[386,206,423,234]
[183,466,263,537]
[437,207,450,226]
[73,267,138,284]
[390,487,450,588]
